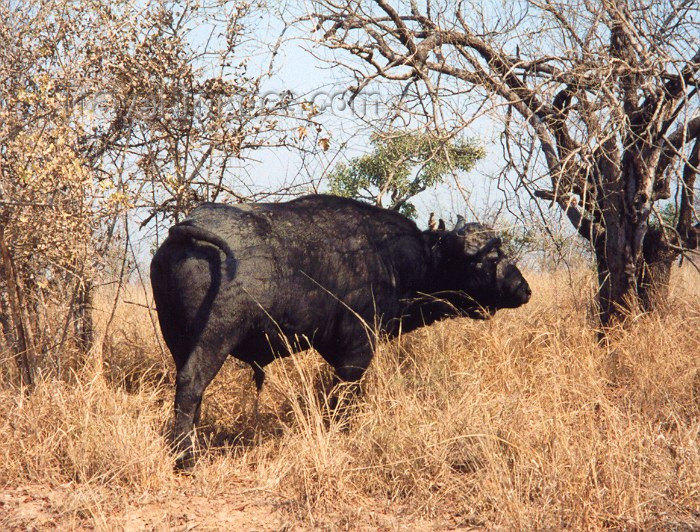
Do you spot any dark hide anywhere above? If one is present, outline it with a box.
[150,195,531,456]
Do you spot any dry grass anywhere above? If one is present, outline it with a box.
[1,267,699,529]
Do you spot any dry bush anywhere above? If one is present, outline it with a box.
[0,267,698,529]
[0,370,172,487]
[93,285,170,392]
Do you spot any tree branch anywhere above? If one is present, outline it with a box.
[655,115,700,182]
[677,136,700,248]
[534,189,601,242]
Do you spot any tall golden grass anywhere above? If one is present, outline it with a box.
[1,267,698,529]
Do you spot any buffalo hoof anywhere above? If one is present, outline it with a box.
[171,433,196,470]
[174,451,195,471]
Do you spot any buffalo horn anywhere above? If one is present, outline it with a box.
[453,215,467,234]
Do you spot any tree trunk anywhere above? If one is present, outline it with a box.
[637,228,677,312]
[589,131,677,326]
[0,293,16,353]
[0,225,33,387]
[594,223,680,325]
[74,280,94,352]
[594,234,638,327]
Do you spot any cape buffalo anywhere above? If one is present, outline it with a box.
[150,194,531,456]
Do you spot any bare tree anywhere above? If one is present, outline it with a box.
[310,0,700,325]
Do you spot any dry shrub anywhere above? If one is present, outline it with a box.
[0,267,698,529]
[0,366,173,490]
[93,284,170,391]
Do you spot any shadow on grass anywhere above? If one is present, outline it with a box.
[187,367,360,463]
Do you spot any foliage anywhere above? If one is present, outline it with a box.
[0,0,139,378]
[328,132,484,218]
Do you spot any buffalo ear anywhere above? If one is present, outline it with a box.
[437,219,446,231]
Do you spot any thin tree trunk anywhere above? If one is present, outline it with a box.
[0,225,33,387]
[74,280,94,352]
[0,293,15,353]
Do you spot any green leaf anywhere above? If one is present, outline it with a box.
[327,131,484,218]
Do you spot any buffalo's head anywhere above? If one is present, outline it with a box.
[427,220,531,318]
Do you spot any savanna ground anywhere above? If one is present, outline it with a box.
[1,266,699,530]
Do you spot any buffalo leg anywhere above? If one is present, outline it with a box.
[333,343,373,382]
[172,345,229,459]
[327,343,373,410]
[251,363,265,422]
[193,397,204,425]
